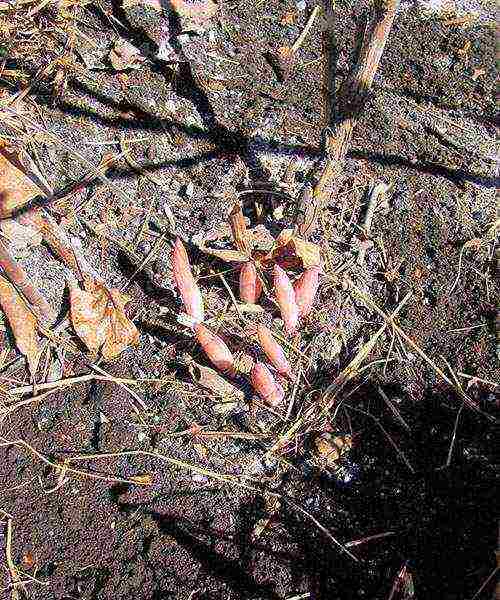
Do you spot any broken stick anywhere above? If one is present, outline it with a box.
[299,0,400,238]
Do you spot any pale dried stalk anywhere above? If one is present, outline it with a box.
[0,240,51,321]
[309,0,400,226]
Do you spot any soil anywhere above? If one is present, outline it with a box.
[0,1,498,600]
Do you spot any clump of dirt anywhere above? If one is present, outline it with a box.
[0,1,497,599]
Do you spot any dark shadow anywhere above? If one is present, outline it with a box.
[382,84,499,129]
[150,511,282,600]
[349,148,499,189]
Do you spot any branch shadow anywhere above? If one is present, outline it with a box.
[150,510,282,600]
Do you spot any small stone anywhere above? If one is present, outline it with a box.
[185,181,195,197]
[296,0,306,10]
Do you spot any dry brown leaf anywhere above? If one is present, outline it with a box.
[194,238,249,263]
[0,275,40,377]
[278,46,293,60]
[129,474,153,485]
[27,211,83,280]
[188,361,244,412]
[269,228,321,269]
[281,11,297,25]
[69,279,139,360]
[171,0,218,29]
[0,144,45,218]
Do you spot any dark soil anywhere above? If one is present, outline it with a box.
[0,1,498,600]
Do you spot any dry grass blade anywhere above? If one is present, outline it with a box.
[0,437,358,563]
[0,275,40,378]
[345,279,493,420]
[27,210,83,281]
[229,203,251,255]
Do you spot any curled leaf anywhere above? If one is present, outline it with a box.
[194,323,235,375]
[69,279,139,360]
[270,229,321,269]
[239,261,262,304]
[256,324,294,381]
[0,275,40,377]
[188,360,243,412]
[172,237,204,323]
[0,240,52,321]
[273,264,299,335]
[250,362,284,407]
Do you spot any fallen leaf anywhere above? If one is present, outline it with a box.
[0,275,40,377]
[193,442,208,459]
[27,211,83,280]
[170,0,218,30]
[108,38,146,71]
[278,45,292,60]
[457,40,471,55]
[0,240,51,321]
[129,474,153,485]
[0,144,46,218]
[188,360,244,410]
[69,279,139,360]
[269,228,321,269]
[471,67,486,80]
[194,239,249,263]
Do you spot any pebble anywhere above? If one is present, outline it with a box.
[296,0,306,10]
[185,181,195,197]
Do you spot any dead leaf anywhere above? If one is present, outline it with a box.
[69,279,139,360]
[27,211,83,280]
[189,361,244,400]
[0,240,52,321]
[193,442,208,459]
[109,39,146,71]
[229,203,251,255]
[471,67,486,80]
[194,238,249,263]
[269,229,321,269]
[0,275,40,377]
[129,473,153,485]
[0,144,45,218]
[188,361,243,413]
